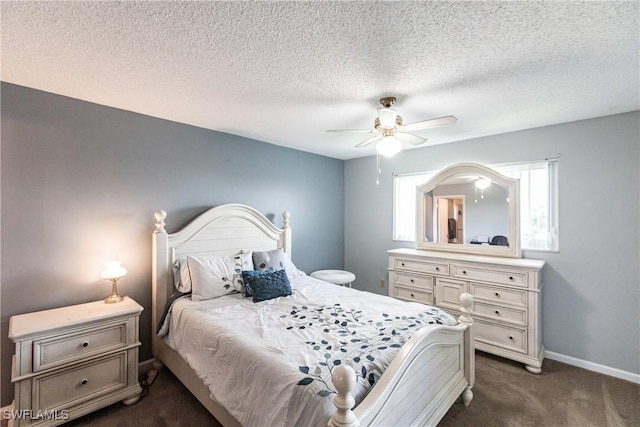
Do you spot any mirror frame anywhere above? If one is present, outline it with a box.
[416,162,521,258]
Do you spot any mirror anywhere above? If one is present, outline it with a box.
[416,163,521,258]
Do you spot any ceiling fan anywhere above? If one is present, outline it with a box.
[327,97,457,157]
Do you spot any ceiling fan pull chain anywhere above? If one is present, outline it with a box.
[376,153,381,185]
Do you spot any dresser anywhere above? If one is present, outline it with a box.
[8,297,143,426]
[388,248,545,373]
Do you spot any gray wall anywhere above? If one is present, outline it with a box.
[0,83,345,405]
[346,112,639,375]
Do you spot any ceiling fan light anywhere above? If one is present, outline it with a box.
[377,108,398,128]
[376,136,402,157]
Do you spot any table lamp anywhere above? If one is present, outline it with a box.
[101,260,127,303]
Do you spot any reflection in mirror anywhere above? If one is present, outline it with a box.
[417,163,520,258]
[433,195,464,244]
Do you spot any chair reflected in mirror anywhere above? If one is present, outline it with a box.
[490,235,509,246]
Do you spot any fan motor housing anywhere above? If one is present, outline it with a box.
[374,116,403,131]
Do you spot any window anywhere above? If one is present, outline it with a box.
[393,172,434,241]
[392,160,559,251]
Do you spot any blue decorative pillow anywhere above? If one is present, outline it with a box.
[242,268,274,297]
[242,269,291,303]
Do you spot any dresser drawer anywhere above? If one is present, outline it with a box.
[393,258,449,276]
[451,264,528,287]
[475,320,527,354]
[391,271,433,291]
[33,352,126,411]
[470,283,527,307]
[33,320,129,372]
[473,301,527,326]
[391,284,434,305]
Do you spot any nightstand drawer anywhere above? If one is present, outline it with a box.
[391,271,433,290]
[452,264,528,287]
[393,258,449,276]
[33,320,129,372]
[33,352,127,411]
[475,320,527,354]
[391,284,434,305]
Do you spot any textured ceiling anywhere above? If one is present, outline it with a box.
[2,1,638,160]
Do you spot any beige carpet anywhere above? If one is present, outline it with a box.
[62,351,639,427]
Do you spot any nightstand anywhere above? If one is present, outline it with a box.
[8,297,143,426]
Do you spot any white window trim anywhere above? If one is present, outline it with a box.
[392,160,559,252]
[392,171,435,242]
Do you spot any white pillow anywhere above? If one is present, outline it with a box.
[186,255,237,301]
[233,250,253,292]
[175,251,252,293]
[284,253,306,279]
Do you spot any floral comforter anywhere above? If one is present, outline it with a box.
[164,275,456,427]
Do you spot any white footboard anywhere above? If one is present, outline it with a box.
[330,293,474,427]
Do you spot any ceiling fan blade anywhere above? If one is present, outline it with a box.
[326,129,375,133]
[355,135,382,148]
[402,115,457,132]
[395,132,427,146]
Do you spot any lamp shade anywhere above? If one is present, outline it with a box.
[101,261,128,280]
[376,136,402,157]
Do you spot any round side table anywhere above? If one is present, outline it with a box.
[310,270,356,288]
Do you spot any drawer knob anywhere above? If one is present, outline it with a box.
[495,292,500,297]
[410,293,415,298]
[410,279,414,283]
[81,341,89,348]
[80,378,89,386]
[509,276,514,280]
[435,267,440,271]
[462,270,467,275]
[508,336,514,341]
[401,262,405,266]
[495,310,500,315]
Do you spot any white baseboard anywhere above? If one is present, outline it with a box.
[139,358,156,375]
[545,351,640,384]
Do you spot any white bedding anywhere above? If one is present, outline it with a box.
[164,275,456,427]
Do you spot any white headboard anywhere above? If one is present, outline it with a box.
[151,203,291,354]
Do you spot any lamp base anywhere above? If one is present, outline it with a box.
[105,294,124,304]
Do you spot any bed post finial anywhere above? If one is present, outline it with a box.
[282,211,292,255]
[328,365,359,427]
[459,293,474,324]
[154,210,167,233]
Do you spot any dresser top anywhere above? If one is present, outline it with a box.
[388,248,545,269]
[9,297,143,340]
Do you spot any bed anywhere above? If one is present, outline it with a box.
[151,203,474,427]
